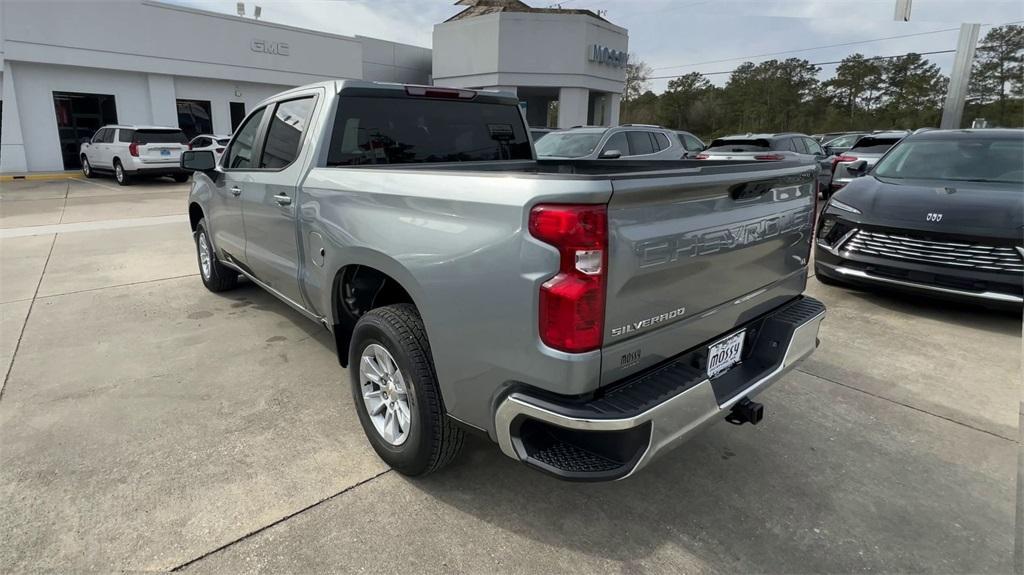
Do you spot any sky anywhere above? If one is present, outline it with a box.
[171,0,1024,92]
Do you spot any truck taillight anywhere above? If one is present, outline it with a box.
[129,142,139,157]
[529,204,607,353]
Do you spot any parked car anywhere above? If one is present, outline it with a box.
[815,129,1024,306]
[698,132,833,190]
[827,131,908,197]
[529,127,557,142]
[181,80,826,481]
[534,124,689,160]
[674,130,706,158]
[814,130,866,143]
[821,132,867,156]
[80,125,190,185]
[189,134,232,163]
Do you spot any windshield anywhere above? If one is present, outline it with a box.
[134,130,188,144]
[534,132,603,158]
[851,136,902,154]
[874,137,1024,183]
[706,138,771,152]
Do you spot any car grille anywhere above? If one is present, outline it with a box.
[844,230,1024,273]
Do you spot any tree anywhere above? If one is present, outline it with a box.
[880,53,946,128]
[657,72,713,130]
[621,54,652,122]
[824,53,884,127]
[968,25,1024,126]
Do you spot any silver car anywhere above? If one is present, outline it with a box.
[827,131,909,197]
[534,124,687,160]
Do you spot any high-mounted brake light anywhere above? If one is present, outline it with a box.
[529,204,607,353]
[753,153,785,161]
[404,86,476,99]
[128,142,139,157]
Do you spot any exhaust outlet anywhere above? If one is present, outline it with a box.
[726,398,764,425]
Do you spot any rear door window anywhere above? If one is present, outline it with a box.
[652,132,671,151]
[133,130,188,145]
[259,96,316,169]
[601,131,629,156]
[118,129,135,143]
[804,137,825,155]
[626,131,655,155]
[791,137,809,154]
[327,95,532,165]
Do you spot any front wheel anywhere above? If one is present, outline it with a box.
[350,304,464,476]
[172,173,190,183]
[195,219,238,292]
[81,156,95,178]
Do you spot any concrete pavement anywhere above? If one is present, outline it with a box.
[0,178,1018,573]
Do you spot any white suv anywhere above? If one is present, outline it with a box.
[79,125,191,185]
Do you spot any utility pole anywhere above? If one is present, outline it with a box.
[894,0,979,129]
[939,23,980,129]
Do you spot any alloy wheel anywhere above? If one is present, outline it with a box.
[358,343,412,446]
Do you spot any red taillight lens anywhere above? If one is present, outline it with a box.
[128,142,139,157]
[215,147,225,154]
[831,155,857,176]
[753,153,785,161]
[529,204,607,353]
[695,153,709,159]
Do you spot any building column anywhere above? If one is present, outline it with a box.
[147,74,178,127]
[609,93,622,127]
[557,87,589,129]
[0,62,28,173]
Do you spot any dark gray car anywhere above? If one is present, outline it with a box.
[699,132,833,190]
[828,131,909,196]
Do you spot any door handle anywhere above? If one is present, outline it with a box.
[230,186,242,197]
[273,194,292,206]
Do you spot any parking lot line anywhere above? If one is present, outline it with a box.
[0,234,55,402]
[0,214,188,238]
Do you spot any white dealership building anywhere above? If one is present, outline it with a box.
[0,0,627,174]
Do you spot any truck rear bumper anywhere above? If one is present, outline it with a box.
[494,296,826,481]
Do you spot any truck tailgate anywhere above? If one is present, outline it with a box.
[601,164,816,385]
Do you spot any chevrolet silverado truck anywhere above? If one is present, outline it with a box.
[181,81,826,481]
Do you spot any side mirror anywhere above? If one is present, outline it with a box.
[823,146,833,156]
[847,160,868,177]
[80,138,92,145]
[599,149,622,159]
[181,150,217,173]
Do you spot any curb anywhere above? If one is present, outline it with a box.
[0,172,81,182]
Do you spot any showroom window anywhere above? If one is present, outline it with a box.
[177,99,213,140]
[230,102,246,132]
[52,92,118,169]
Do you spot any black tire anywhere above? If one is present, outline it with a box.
[81,156,95,178]
[114,160,132,186]
[195,219,238,292]
[349,304,464,476]
[173,173,190,183]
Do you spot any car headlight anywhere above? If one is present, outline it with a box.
[828,198,861,214]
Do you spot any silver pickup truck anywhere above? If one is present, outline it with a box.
[181,80,826,481]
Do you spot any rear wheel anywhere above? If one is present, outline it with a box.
[195,218,238,292]
[114,160,132,186]
[350,304,464,476]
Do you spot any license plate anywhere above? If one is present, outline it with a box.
[160,149,171,156]
[707,330,745,378]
